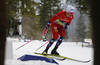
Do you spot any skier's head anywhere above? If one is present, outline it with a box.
[66,5,75,15]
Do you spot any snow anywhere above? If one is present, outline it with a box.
[5,37,93,65]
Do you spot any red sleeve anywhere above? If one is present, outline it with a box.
[49,11,62,22]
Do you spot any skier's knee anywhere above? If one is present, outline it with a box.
[60,36,64,39]
[50,39,56,43]
[58,36,64,42]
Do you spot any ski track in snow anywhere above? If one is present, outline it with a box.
[5,38,93,65]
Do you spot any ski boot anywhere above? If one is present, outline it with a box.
[42,48,48,55]
[42,51,47,55]
[51,49,59,55]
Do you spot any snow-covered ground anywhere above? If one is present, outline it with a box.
[5,37,93,65]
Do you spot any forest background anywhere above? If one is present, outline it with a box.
[7,0,92,42]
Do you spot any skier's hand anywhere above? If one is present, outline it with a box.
[64,23,69,30]
[42,28,48,35]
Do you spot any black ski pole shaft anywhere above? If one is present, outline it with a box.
[35,41,49,51]
[15,44,25,50]
[35,45,43,51]
[15,40,32,50]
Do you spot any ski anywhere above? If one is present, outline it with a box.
[34,52,65,60]
[34,52,91,63]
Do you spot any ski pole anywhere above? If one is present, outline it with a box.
[35,41,49,51]
[15,40,32,50]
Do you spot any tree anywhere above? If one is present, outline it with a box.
[65,0,91,41]
[67,0,90,14]
[38,0,62,40]
[19,0,40,39]
[38,0,62,30]
[86,16,92,38]
[76,14,86,42]
[22,15,40,39]
[20,0,38,17]
[6,0,19,18]
[6,0,19,35]
[6,0,40,39]
[64,30,69,41]
[6,0,38,18]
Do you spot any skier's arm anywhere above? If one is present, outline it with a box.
[46,21,51,29]
[42,21,51,36]
[65,15,74,30]
[42,11,62,35]
[49,12,62,22]
[45,11,62,29]
[65,18,73,30]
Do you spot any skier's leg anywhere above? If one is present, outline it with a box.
[56,25,65,48]
[51,26,65,55]
[55,36,64,48]
[43,24,59,54]
[51,36,64,55]
[42,39,56,54]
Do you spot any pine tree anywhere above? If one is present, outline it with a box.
[64,30,69,41]
[67,0,89,14]
[38,0,62,30]
[20,0,38,17]
[86,17,92,38]
[38,0,62,40]
[76,14,86,42]
[6,0,40,39]
[20,0,40,39]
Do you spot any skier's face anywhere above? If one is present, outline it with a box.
[66,12,72,17]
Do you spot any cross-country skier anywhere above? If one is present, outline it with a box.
[42,5,75,55]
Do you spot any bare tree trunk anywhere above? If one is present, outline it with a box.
[89,0,100,65]
[0,0,7,65]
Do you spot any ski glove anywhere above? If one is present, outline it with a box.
[41,21,51,36]
[41,28,48,36]
[43,28,48,34]
[65,23,69,30]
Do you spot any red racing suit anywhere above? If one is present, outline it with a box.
[48,10,74,39]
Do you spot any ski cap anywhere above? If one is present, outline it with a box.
[66,5,75,14]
